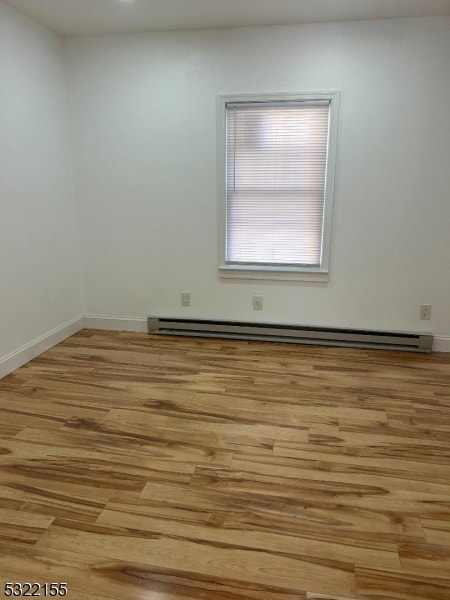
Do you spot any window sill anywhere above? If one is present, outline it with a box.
[219,265,329,282]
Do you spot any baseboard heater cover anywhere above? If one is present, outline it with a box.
[148,317,433,352]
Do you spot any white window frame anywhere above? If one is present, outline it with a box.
[217,91,339,282]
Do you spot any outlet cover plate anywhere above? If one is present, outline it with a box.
[420,304,431,320]
[253,295,263,310]
[181,292,191,307]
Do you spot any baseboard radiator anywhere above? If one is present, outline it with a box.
[148,317,433,352]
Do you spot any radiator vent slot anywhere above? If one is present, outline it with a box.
[148,317,433,352]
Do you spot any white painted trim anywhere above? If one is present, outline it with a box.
[217,90,340,281]
[1,315,446,381]
[219,264,329,282]
[433,336,450,352]
[0,315,84,380]
[83,315,148,333]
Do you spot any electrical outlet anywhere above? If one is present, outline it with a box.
[253,295,263,310]
[420,304,431,320]
[181,292,191,307]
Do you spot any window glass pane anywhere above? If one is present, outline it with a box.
[225,101,330,267]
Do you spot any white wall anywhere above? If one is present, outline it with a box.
[66,17,450,338]
[1,9,448,374]
[56,18,446,341]
[0,2,82,370]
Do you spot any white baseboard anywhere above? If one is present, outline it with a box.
[83,315,148,333]
[0,315,84,380]
[433,336,450,352]
[1,316,448,381]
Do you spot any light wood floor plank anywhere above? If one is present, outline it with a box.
[1,330,450,598]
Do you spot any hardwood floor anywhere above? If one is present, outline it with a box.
[0,329,450,599]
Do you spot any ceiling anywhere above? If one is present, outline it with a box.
[5,0,450,37]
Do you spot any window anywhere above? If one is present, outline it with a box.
[218,92,339,281]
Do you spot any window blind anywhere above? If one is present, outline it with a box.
[225,100,330,267]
